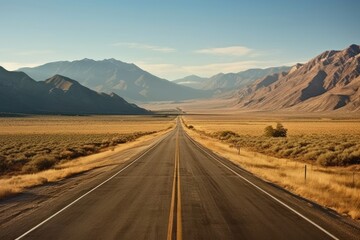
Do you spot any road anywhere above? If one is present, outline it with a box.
[1,118,359,239]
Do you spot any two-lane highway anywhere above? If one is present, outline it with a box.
[1,118,359,239]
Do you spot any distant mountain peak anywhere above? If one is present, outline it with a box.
[104,58,118,62]
[46,74,79,84]
[19,58,209,101]
[45,75,80,91]
[174,67,291,91]
[345,44,360,57]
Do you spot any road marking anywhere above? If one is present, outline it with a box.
[184,131,340,240]
[15,130,173,240]
[167,142,177,239]
[167,129,182,240]
[176,132,182,240]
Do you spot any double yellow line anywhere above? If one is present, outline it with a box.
[167,130,182,240]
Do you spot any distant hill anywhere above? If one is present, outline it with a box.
[174,67,291,91]
[0,67,149,114]
[233,44,360,112]
[19,59,211,102]
[173,75,208,89]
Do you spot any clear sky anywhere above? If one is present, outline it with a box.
[1,0,359,79]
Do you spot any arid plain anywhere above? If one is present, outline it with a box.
[1,112,360,220]
[0,115,176,198]
[182,113,360,219]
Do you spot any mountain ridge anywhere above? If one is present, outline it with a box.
[0,67,149,115]
[19,59,211,102]
[174,66,291,91]
[233,44,360,112]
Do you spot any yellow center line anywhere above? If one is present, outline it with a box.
[176,131,182,240]
[167,129,182,240]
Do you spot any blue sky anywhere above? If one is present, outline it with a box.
[1,0,359,79]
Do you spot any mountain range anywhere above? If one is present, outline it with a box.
[5,44,360,114]
[0,67,148,114]
[19,59,211,102]
[232,44,360,112]
[174,66,291,91]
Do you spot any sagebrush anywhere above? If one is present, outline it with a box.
[0,132,154,174]
[185,125,360,166]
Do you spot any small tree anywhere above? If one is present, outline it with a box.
[264,123,287,137]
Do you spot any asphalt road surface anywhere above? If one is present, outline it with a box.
[1,119,359,239]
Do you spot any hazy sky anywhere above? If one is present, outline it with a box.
[1,0,359,79]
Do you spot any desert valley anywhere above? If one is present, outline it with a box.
[1,1,359,239]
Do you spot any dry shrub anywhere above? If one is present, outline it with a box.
[0,115,176,176]
[189,127,360,167]
[22,155,56,173]
[0,127,174,200]
[0,131,159,175]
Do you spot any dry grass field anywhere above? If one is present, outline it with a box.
[0,115,175,198]
[0,115,175,175]
[0,115,174,134]
[184,114,360,136]
[182,115,360,220]
[184,115,360,166]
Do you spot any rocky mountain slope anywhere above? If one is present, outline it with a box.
[19,59,211,102]
[0,67,149,114]
[234,44,360,112]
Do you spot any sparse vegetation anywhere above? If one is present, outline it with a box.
[191,129,360,167]
[0,115,176,199]
[264,123,287,137]
[184,116,360,167]
[0,115,175,176]
[0,132,155,174]
[183,117,360,220]
[225,134,359,166]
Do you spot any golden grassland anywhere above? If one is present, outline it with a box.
[0,116,175,198]
[0,115,175,198]
[184,115,360,166]
[0,129,172,199]
[0,115,173,134]
[184,114,360,136]
[182,115,360,220]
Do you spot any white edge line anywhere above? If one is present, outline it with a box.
[184,132,340,240]
[15,130,174,240]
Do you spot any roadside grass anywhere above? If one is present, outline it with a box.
[0,115,173,134]
[0,128,173,199]
[0,115,175,199]
[184,115,360,136]
[0,132,156,174]
[182,117,360,220]
[0,115,176,175]
[215,132,360,166]
[183,116,360,166]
